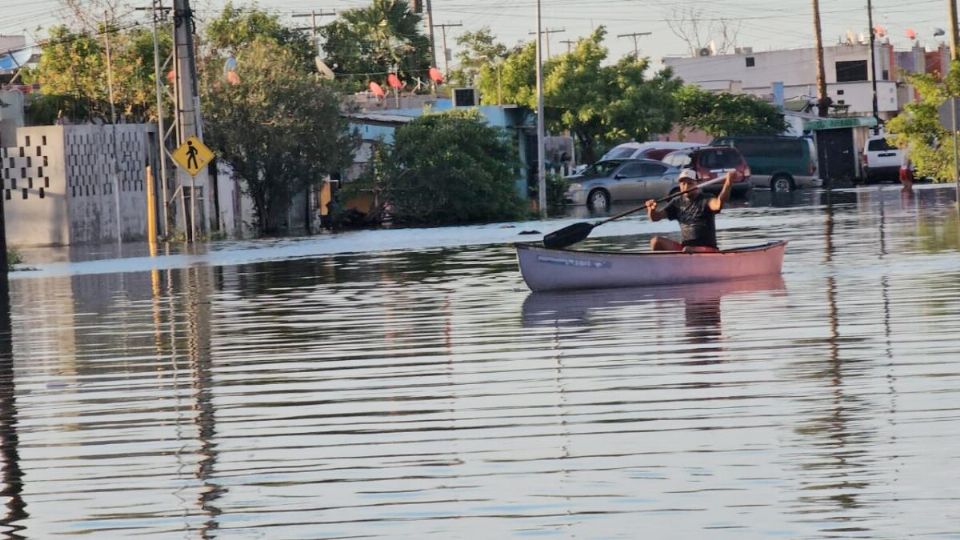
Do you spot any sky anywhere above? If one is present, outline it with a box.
[0,0,953,71]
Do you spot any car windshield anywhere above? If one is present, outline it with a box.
[603,147,638,160]
[580,160,624,178]
[868,138,896,151]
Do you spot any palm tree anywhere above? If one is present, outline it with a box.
[321,0,432,92]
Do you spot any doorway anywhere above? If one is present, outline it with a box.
[815,128,857,187]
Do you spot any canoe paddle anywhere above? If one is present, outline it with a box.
[542,176,726,249]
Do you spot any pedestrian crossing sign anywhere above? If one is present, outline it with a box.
[171,136,214,176]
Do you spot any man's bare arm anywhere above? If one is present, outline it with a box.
[709,171,738,212]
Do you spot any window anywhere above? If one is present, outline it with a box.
[700,149,741,169]
[606,147,637,159]
[582,161,622,177]
[868,138,895,151]
[836,60,868,82]
[640,163,667,176]
[617,163,646,177]
[745,56,755,67]
[663,152,691,167]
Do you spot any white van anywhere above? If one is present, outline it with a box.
[600,141,704,162]
[861,135,903,183]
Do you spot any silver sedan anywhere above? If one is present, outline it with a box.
[563,158,681,212]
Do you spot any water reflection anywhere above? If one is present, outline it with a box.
[522,275,787,335]
[0,273,25,540]
[4,185,960,537]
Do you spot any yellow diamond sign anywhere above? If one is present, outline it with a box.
[171,136,215,176]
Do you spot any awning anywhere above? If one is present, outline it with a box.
[804,116,878,131]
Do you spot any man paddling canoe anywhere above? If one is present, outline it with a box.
[644,168,739,253]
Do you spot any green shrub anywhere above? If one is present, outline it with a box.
[380,109,526,225]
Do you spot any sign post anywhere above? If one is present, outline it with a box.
[937,97,960,197]
[171,136,214,177]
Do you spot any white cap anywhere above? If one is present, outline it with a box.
[677,169,699,182]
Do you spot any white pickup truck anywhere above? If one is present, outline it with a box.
[861,135,903,183]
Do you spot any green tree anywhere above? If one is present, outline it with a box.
[205,2,315,70]
[202,38,356,234]
[347,110,525,225]
[886,62,960,182]
[675,84,786,139]
[448,27,508,87]
[320,0,432,92]
[24,24,172,123]
[477,28,682,163]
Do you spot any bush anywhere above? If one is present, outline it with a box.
[6,249,22,271]
[374,109,526,225]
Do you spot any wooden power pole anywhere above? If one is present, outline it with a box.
[813,0,831,117]
[950,0,960,61]
[617,31,651,60]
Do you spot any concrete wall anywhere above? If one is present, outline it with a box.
[0,90,25,148]
[62,124,153,244]
[1,124,156,247]
[1,127,69,246]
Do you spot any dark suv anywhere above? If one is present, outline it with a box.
[661,146,752,197]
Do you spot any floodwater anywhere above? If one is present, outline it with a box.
[2,184,960,538]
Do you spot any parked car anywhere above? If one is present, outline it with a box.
[660,146,753,197]
[711,135,821,192]
[861,134,904,183]
[600,141,704,162]
[563,158,681,211]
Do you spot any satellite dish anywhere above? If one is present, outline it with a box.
[315,57,335,80]
[698,47,711,57]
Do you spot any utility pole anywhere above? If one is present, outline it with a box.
[813,0,831,117]
[949,0,959,60]
[424,0,437,69]
[617,31,651,59]
[535,0,546,218]
[528,27,565,59]
[560,39,575,54]
[137,0,174,239]
[103,13,123,245]
[292,9,335,55]
[867,0,880,133]
[173,0,207,242]
[948,0,960,192]
[435,22,462,76]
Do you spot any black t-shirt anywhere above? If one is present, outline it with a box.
[664,193,718,248]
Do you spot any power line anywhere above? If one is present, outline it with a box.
[528,27,564,58]
[434,22,462,75]
[292,9,336,55]
[617,31,651,59]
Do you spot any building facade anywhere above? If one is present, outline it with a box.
[664,42,911,119]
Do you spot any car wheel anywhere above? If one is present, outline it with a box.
[771,174,794,193]
[587,189,611,212]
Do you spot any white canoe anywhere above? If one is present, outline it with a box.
[516,240,787,292]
